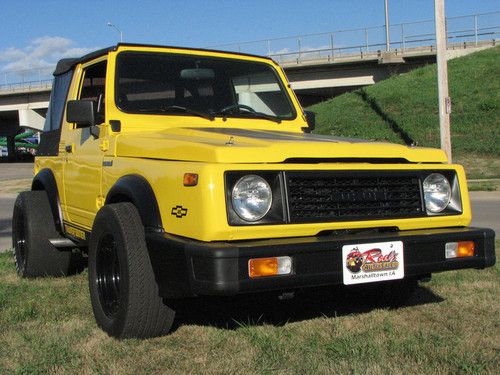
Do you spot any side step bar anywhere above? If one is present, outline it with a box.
[49,237,78,250]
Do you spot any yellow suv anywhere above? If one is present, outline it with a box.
[12,43,495,338]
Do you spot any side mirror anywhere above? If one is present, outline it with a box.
[303,111,316,133]
[67,99,99,127]
[67,99,102,138]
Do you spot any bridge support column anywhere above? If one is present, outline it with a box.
[6,135,16,161]
[18,109,46,130]
[0,113,21,161]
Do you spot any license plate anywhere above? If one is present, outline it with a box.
[342,241,404,285]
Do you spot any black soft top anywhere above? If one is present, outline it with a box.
[53,43,275,76]
[53,46,116,76]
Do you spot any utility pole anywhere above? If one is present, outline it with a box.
[384,0,390,51]
[434,0,452,162]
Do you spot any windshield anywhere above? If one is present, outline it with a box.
[115,51,295,120]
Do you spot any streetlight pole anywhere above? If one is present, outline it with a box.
[384,0,390,51]
[107,22,123,43]
[434,0,452,162]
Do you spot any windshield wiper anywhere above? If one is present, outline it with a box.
[240,111,282,123]
[216,106,282,123]
[138,105,215,121]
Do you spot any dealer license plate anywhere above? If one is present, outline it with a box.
[342,241,404,285]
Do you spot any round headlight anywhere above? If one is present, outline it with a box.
[232,175,272,222]
[423,173,451,213]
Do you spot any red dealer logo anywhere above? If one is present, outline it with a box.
[346,248,400,274]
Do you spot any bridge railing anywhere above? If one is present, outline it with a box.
[212,11,499,64]
[0,66,54,93]
[0,79,52,93]
[0,11,499,93]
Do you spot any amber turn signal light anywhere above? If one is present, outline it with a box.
[248,256,292,278]
[183,173,198,186]
[457,241,475,257]
[445,241,475,259]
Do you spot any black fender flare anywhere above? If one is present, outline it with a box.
[31,168,64,233]
[105,174,164,232]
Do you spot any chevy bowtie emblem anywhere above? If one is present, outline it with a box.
[171,205,188,218]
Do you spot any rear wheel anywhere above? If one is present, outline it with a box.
[12,191,81,277]
[88,203,175,339]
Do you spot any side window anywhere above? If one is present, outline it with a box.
[80,61,107,116]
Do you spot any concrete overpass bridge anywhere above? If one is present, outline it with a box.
[1,11,498,158]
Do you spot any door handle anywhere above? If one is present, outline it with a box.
[65,145,73,153]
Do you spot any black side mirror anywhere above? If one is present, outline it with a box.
[67,99,98,128]
[67,99,102,138]
[303,111,316,133]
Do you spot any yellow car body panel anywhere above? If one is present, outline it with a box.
[113,127,448,164]
[35,44,468,241]
[98,158,471,241]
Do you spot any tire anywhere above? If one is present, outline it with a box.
[12,191,81,277]
[88,203,175,339]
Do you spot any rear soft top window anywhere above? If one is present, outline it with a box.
[44,70,73,132]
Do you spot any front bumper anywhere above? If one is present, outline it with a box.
[146,227,496,298]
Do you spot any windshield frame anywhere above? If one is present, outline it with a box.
[113,50,297,121]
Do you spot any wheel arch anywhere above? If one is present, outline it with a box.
[105,174,164,232]
[31,168,64,233]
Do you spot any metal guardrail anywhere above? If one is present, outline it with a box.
[0,11,499,93]
[0,66,53,93]
[0,79,52,94]
[212,11,499,64]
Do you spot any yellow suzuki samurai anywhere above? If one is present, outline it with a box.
[13,43,495,338]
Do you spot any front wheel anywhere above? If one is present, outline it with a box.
[88,203,175,339]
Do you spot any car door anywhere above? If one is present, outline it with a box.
[62,59,107,229]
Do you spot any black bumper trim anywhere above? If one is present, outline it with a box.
[146,227,496,298]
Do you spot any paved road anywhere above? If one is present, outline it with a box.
[0,163,33,251]
[470,192,500,234]
[0,162,34,181]
[0,194,16,251]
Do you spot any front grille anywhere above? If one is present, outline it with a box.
[286,172,424,223]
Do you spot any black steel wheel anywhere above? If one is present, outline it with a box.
[88,202,175,339]
[95,233,121,318]
[12,207,27,275]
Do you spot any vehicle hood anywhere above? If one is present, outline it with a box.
[115,127,447,163]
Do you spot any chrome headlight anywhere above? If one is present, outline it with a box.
[231,175,272,221]
[423,173,451,213]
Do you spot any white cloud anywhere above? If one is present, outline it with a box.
[0,36,95,73]
[62,47,96,58]
[272,47,290,55]
[0,47,26,62]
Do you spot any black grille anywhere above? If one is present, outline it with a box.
[286,172,424,223]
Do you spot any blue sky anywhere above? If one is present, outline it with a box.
[0,0,499,73]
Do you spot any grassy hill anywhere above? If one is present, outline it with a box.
[307,46,500,177]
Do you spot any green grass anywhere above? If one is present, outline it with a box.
[308,46,500,168]
[1,243,499,374]
[468,180,499,192]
